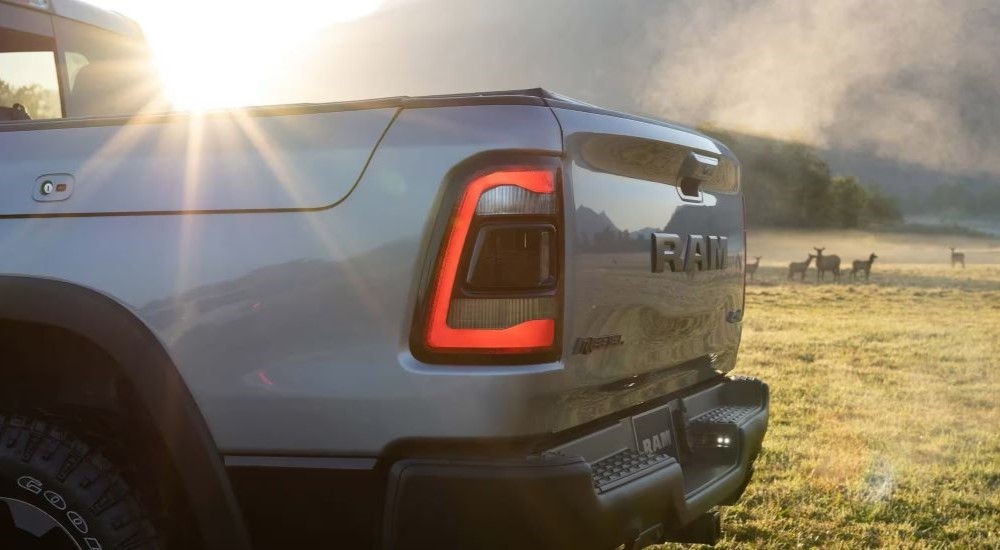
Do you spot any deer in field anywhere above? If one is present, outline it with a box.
[850,252,878,281]
[814,247,841,283]
[949,247,965,268]
[746,256,761,280]
[787,254,816,281]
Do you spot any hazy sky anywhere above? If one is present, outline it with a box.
[93,0,1000,179]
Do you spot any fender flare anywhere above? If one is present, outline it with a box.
[0,276,251,550]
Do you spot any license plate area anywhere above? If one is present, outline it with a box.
[631,401,678,457]
[548,401,681,463]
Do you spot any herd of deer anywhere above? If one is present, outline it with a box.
[779,248,875,282]
[744,247,969,283]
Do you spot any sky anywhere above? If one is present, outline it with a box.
[89,0,1000,181]
[88,0,385,109]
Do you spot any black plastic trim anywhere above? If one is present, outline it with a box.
[382,455,610,550]
[0,276,251,550]
[224,455,377,470]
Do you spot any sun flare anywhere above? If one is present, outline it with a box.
[93,0,383,110]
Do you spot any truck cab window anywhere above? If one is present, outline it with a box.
[53,16,162,118]
[0,29,63,121]
[65,50,90,91]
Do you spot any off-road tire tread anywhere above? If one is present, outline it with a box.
[0,412,161,550]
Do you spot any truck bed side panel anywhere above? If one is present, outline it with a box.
[0,108,396,215]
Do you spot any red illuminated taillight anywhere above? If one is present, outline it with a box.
[420,163,561,359]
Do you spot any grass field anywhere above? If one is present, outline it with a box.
[660,254,1000,548]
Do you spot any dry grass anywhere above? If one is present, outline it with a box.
[661,261,1000,548]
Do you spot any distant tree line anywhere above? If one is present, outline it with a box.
[704,128,903,229]
[901,180,1000,219]
[0,78,60,119]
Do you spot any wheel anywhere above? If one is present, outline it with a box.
[0,414,160,549]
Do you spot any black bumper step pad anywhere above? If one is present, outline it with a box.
[689,405,759,426]
[591,449,673,493]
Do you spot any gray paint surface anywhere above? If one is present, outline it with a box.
[0,100,743,455]
[0,109,397,215]
[553,107,744,431]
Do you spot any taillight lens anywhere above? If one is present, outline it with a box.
[422,164,561,357]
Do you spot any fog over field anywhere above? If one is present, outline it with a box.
[748,230,1000,267]
[640,1,1000,178]
[283,0,1000,184]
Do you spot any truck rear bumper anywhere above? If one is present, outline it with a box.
[381,376,768,550]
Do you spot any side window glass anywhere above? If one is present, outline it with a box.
[54,17,161,118]
[0,29,63,121]
[65,50,90,92]
[0,51,62,120]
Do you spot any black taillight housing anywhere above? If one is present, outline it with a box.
[464,224,557,291]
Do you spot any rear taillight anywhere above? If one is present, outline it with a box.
[420,162,562,359]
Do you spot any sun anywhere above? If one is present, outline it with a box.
[92,0,383,110]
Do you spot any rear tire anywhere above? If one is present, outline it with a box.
[0,413,160,549]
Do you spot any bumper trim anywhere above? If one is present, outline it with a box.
[380,376,769,549]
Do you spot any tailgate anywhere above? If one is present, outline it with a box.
[552,106,745,430]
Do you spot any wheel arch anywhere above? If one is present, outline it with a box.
[0,275,251,550]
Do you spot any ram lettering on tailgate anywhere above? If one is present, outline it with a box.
[651,233,728,273]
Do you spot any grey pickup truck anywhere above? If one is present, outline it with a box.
[0,1,768,548]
